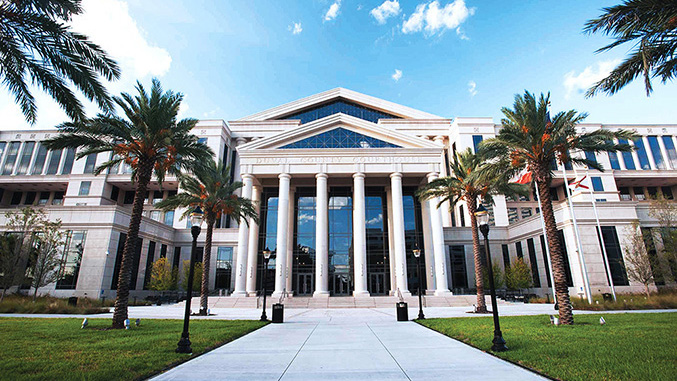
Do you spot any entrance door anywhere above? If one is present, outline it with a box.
[331,273,352,296]
[369,272,387,295]
[296,273,314,295]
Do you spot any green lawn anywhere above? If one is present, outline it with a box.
[0,318,267,381]
[418,313,677,381]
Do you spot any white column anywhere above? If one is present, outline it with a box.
[616,138,627,170]
[419,199,436,294]
[433,136,453,228]
[352,173,369,296]
[232,174,254,296]
[427,172,451,295]
[314,173,330,297]
[245,185,261,296]
[385,187,397,294]
[286,186,295,293]
[273,173,291,297]
[630,140,641,170]
[390,172,410,296]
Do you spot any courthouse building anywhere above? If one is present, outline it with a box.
[0,88,675,299]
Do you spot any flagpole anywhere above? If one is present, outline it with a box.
[562,164,593,304]
[585,170,617,301]
[534,180,557,306]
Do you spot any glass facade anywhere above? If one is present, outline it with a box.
[215,247,233,289]
[403,188,425,294]
[329,188,353,295]
[2,142,20,175]
[662,136,677,168]
[279,99,400,124]
[256,189,279,294]
[646,136,665,169]
[633,138,651,170]
[292,188,316,295]
[366,188,389,295]
[61,148,76,174]
[618,139,636,170]
[56,231,86,289]
[45,149,62,175]
[31,143,48,175]
[15,141,35,175]
[280,127,400,149]
[599,226,629,286]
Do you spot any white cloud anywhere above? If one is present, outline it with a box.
[288,22,303,35]
[468,80,477,97]
[0,0,173,130]
[324,0,342,21]
[402,0,475,37]
[371,0,401,25]
[563,59,622,98]
[367,213,383,226]
[392,69,403,82]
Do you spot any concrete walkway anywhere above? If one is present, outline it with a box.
[152,308,545,381]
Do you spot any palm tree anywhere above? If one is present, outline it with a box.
[584,0,677,96]
[482,91,635,325]
[416,148,526,313]
[155,160,258,315]
[43,79,213,328]
[0,0,120,124]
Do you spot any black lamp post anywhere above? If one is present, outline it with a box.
[176,206,204,354]
[413,245,425,320]
[475,204,508,352]
[260,248,274,321]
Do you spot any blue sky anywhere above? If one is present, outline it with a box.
[2,0,676,130]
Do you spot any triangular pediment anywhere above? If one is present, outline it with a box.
[238,113,440,151]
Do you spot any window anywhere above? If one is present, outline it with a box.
[521,208,532,219]
[215,247,234,289]
[599,227,629,286]
[279,99,401,124]
[556,230,574,286]
[45,149,62,175]
[472,135,483,153]
[619,187,631,201]
[661,186,673,200]
[0,142,6,164]
[153,191,163,205]
[15,142,35,175]
[160,244,167,258]
[143,241,156,289]
[449,246,467,289]
[584,151,597,167]
[591,177,604,192]
[618,139,636,170]
[31,143,48,175]
[61,148,75,174]
[24,191,36,205]
[633,187,646,201]
[633,138,651,169]
[164,210,175,226]
[2,142,21,175]
[515,241,523,259]
[641,228,664,285]
[84,153,97,173]
[646,136,665,169]
[280,127,400,149]
[607,140,621,170]
[527,238,541,287]
[508,207,518,223]
[501,244,510,270]
[539,235,552,287]
[662,136,677,168]
[79,181,91,196]
[52,191,64,205]
[150,210,162,221]
[549,187,559,201]
[173,247,181,269]
[110,185,120,202]
[459,205,465,226]
[56,231,86,289]
[197,137,207,145]
[124,191,135,204]
[647,186,658,199]
[10,192,22,205]
[38,192,50,205]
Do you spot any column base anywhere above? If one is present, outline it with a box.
[271,291,285,299]
[391,290,412,297]
[434,289,452,296]
[313,291,330,298]
[353,290,370,297]
[246,291,258,297]
[425,290,436,295]
[230,291,247,297]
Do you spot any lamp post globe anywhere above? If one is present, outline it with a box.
[260,248,273,321]
[474,203,507,352]
[176,206,204,353]
[413,245,425,320]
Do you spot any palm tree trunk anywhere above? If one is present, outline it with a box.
[467,198,487,313]
[199,214,215,315]
[535,169,574,325]
[111,161,153,329]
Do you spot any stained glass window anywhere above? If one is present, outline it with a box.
[279,99,400,124]
[280,128,400,149]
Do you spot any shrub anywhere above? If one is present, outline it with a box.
[181,260,202,291]
[505,257,532,291]
[147,257,178,291]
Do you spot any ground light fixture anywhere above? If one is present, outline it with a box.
[475,204,508,352]
[413,245,425,320]
[260,248,274,321]
[176,206,204,354]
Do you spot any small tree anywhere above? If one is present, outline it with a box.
[624,223,655,299]
[148,257,178,291]
[505,258,532,292]
[181,260,202,292]
[483,263,505,290]
[649,195,677,281]
[0,234,19,302]
[30,221,66,301]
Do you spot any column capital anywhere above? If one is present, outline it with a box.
[353,172,365,179]
[389,172,403,179]
[433,136,446,145]
[316,173,328,180]
[236,137,248,145]
[279,173,291,180]
[427,172,439,181]
[241,173,255,181]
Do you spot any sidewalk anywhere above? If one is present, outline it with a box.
[151,309,546,381]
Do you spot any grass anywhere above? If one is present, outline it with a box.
[0,317,267,381]
[418,312,677,381]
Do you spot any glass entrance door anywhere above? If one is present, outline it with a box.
[331,273,352,296]
[369,272,387,295]
[296,273,314,295]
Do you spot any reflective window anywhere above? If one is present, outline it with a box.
[215,247,233,289]
[279,99,400,124]
[280,127,400,149]
[366,189,389,295]
[539,235,552,287]
[61,148,75,174]
[0,142,6,164]
[591,177,604,192]
[662,136,677,168]
[403,189,425,294]
[292,189,316,295]
[634,187,646,201]
[600,227,629,286]
[84,153,97,173]
[15,142,35,175]
[38,192,50,205]
[79,181,91,196]
[256,189,279,293]
[647,136,665,169]
[143,241,156,289]
[607,148,621,170]
[633,138,651,169]
[472,135,483,153]
[56,231,86,289]
[449,245,467,290]
[527,238,540,287]
[508,207,518,223]
[45,149,62,175]
[2,142,21,175]
[515,241,523,259]
[31,143,48,175]
[584,151,597,168]
[52,191,64,205]
[329,188,352,296]
[164,210,175,226]
[618,139,636,170]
